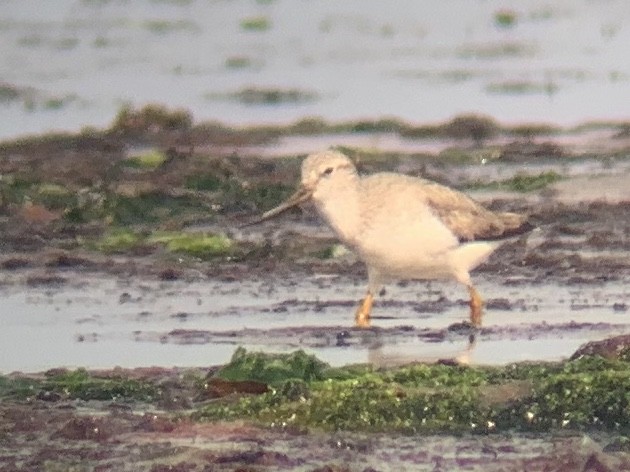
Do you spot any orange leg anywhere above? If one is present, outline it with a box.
[468,285,483,327]
[355,291,374,328]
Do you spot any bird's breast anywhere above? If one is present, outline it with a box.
[312,191,361,244]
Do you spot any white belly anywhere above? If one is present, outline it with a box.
[352,209,460,280]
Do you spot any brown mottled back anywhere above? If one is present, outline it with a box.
[421,180,532,242]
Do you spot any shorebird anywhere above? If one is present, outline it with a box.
[251,150,530,328]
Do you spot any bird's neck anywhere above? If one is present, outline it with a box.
[312,176,361,245]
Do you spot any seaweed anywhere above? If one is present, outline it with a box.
[196,349,630,434]
[215,347,329,385]
[0,369,158,402]
[466,171,563,193]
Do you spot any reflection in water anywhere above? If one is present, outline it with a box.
[366,330,478,367]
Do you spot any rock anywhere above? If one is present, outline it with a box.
[570,334,630,361]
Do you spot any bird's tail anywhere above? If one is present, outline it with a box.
[449,241,500,283]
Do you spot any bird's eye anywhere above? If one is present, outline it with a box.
[323,167,334,176]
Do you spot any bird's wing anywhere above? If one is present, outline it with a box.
[420,181,527,242]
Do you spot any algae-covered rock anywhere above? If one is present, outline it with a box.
[43,369,159,402]
[215,347,329,385]
[0,369,158,403]
[198,349,630,434]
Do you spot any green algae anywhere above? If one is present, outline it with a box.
[148,231,233,259]
[0,82,21,102]
[216,347,329,385]
[42,369,158,402]
[0,369,158,402]
[458,41,535,60]
[310,243,347,260]
[499,356,630,431]
[240,16,271,32]
[2,349,629,434]
[0,176,38,208]
[183,161,294,213]
[93,228,144,253]
[518,369,630,431]
[228,87,317,105]
[92,229,237,259]
[494,9,518,28]
[105,191,207,226]
[247,182,294,211]
[195,349,630,434]
[0,375,40,400]
[467,170,563,193]
[184,173,223,192]
[110,104,193,136]
[486,80,558,96]
[0,176,81,214]
[224,55,253,70]
[143,19,199,35]
[123,149,167,169]
[35,183,76,210]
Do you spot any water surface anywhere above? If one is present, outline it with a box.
[2,273,628,373]
[1,0,629,139]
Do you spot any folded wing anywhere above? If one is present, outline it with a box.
[421,181,532,242]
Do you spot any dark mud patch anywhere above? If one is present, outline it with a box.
[25,272,68,287]
[222,87,319,105]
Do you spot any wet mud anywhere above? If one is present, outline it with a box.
[1,115,630,470]
[3,396,628,471]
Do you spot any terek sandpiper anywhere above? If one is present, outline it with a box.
[252,150,530,328]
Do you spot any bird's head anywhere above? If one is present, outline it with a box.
[249,150,357,224]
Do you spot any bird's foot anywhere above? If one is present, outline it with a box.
[354,292,373,328]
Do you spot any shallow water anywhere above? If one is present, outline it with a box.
[2,272,628,373]
[1,0,630,139]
